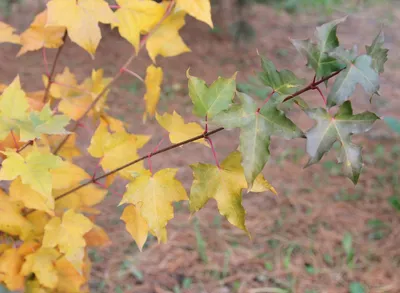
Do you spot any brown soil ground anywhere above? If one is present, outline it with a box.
[1,1,400,293]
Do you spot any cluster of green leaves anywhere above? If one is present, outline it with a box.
[0,1,389,293]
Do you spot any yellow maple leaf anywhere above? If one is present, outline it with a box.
[0,248,24,290]
[189,151,276,234]
[54,183,107,214]
[146,10,190,62]
[0,147,62,198]
[156,111,208,145]
[26,211,51,240]
[114,0,164,52]
[21,247,60,289]
[176,0,213,27]
[0,21,20,44]
[44,67,78,99]
[56,69,111,120]
[143,65,163,121]
[88,120,150,179]
[17,10,66,57]
[10,177,55,215]
[120,169,187,241]
[46,0,116,57]
[0,192,34,239]
[42,209,93,273]
[0,76,30,140]
[42,133,81,160]
[121,204,149,251]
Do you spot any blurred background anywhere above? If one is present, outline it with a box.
[1,0,400,292]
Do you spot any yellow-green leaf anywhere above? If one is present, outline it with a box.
[189,151,276,234]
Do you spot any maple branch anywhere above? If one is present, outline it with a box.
[282,69,343,103]
[52,1,176,155]
[23,127,225,212]
[43,33,68,104]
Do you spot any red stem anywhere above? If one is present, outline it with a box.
[206,137,220,169]
[313,86,327,104]
[282,69,343,103]
[257,90,275,113]
[42,47,49,77]
[10,131,19,149]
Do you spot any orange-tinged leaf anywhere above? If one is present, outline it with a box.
[176,0,213,27]
[114,0,164,51]
[146,10,190,62]
[143,65,163,121]
[42,209,93,273]
[0,248,24,290]
[17,10,66,57]
[27,90,46,111]
[0,147,62,198]
[156,111,208,145]
[55,257,87,293]
[21,247,60,289]
[46,0,116,57]
[0,132,24,156]
[0,21,20,44]
[0,193,34,239]
[84,225,111,247]
[17,241,40,257]
[121,204,149,251]
[120,169,188,241]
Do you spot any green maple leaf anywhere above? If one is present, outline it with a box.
[212,92,303,187]
[0,147,62,197]
[327,47,380,107]
[21,104,70,141]
[366,30,388,74]
[291,17,347,79]
[258,56,305,97]
[305,101,379,184]
[187,70,237,118]
[189,151,276,233]
[0,76,70,141]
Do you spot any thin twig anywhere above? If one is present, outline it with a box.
[52,1,176,155]
[23,127,224,214]
[282,69,343,103]
[43,33,68,103]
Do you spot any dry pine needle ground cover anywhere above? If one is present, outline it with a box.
[1,1,400,292]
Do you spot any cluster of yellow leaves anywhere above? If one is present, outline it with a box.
[0,79,109,292]
[0,1,279,292]
[0,0,213,121]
